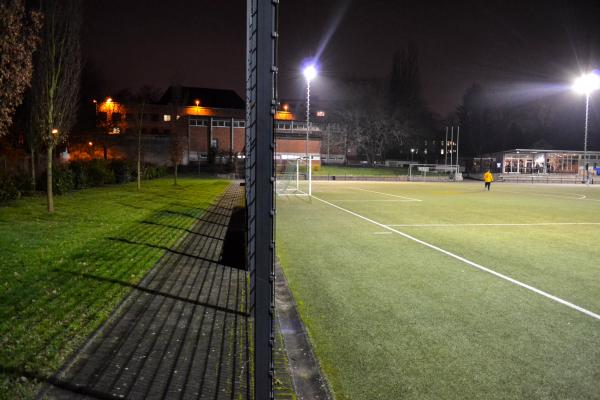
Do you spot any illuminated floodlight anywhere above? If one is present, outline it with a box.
[573,72,600,95]
[303,64,317,82]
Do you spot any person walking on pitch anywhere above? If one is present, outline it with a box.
[483,170,494,191]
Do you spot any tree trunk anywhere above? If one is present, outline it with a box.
[137,131,141,189]
[30,147,36,191]
[174,163,178,185]
[47,146,54,213]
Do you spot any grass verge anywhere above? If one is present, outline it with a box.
[0,177,229,399]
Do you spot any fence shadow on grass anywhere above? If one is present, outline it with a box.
[38,184,251,400]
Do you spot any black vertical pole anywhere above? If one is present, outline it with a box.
[246,0,277,399]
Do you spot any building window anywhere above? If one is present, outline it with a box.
[110,127,120,135]
[163,114,172,122]
[212,119,231,127]
[233,120,245,128]
[316,111,326,117]
[189,118,208,127]
[211,138,218,149]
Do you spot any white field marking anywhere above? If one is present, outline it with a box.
[373,231,392,235]
[276,193,309,197]
[499,189,600,202]
[332,199,419,202]
[353,188,422,202]
[311,194,600,322]
[386,222,600,227]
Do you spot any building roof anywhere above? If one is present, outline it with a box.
[158,86,244,109]
[500,148,600,154]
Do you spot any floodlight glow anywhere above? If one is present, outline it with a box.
[303,65,317,82]
[573,72,600,95]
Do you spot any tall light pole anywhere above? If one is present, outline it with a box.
[303,64,317,160]
[573,71,600,184]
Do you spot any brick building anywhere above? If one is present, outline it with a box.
[80,86,323,167]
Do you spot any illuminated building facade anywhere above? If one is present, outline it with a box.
[86,87,324,167]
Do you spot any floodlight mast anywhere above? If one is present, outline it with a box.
[573,72,600,185]
[303,64,317,162]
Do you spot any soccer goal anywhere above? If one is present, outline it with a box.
[276,157,313,196]
[408,164,462,181]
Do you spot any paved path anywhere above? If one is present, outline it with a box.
[41,184,251,400]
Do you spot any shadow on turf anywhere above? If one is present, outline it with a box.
[52,268,249,317]
[140,220,224,240]
[1,366,121,400]
[107,236,221,264]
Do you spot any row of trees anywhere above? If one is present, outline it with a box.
[457,83,560,156]
[326,44,568,163]
[1,0,81,212]
[326,44,438,164]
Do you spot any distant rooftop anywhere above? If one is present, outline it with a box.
[159,86,244,109]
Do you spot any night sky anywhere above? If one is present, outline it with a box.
[84,0,600,117]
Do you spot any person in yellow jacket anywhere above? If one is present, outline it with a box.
[483,170,494,191]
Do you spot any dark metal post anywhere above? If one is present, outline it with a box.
[246,0,278,398]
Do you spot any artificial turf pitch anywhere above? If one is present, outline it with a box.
[276,180,600,400]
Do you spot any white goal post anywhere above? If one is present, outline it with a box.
[408,164,462,181]
[275,156,312,196]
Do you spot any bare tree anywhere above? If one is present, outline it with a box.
[333,80,408,164]
[31,0,82,212]
[167,85,188,185]
[128,86,160,189]
[0,0,41,137]
[170,133,184,185]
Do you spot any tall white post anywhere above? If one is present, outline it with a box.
[308,156,312,196]
[306,80,311,160]
[450,126,454,167]
[584,93,590,185]
[444,126,448,166]
[456,125,460,171]
[296,158,299,190]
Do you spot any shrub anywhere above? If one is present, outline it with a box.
[110,159,131,184]
[13,172,35,195]
[52,164,75,195]
[0,172,20,203]
[143,164,167,180]
[69,160,88,189]
[86,159,115,187]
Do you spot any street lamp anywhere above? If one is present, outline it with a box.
[303,63,317,160]
[573,71,600,184]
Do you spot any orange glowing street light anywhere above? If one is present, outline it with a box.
[283,104,289,111]
[88,141,93,146]
[195,99,200,107]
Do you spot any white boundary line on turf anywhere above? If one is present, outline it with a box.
[499,190,600,202]
[353,188,422,202]
[332,199,419,202]
[310,194,600,322]
[387,222,600,227]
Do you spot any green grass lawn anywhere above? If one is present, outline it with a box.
[313,165,407,176]
[276,181,600,399]
[0,177,229,399]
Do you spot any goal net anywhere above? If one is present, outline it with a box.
[275,157,312,196]
[408,164,462,181]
